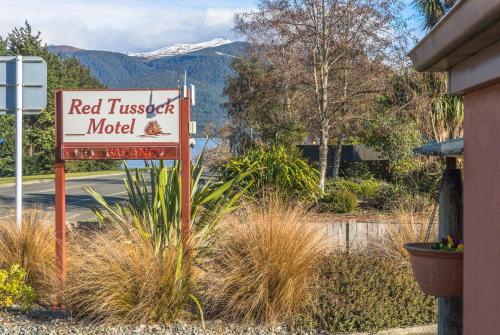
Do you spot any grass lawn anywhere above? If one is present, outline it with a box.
[0,170,124,185]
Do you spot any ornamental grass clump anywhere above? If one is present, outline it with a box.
[204,196,327,323]
[373,204,437,263]
[65,227,203,324]
[0,208,55,304]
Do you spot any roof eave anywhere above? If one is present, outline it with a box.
[409,0,500,72]
[413,138,464,157]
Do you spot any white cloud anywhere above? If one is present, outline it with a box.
[0,0,255,52]
[205,8,237,27]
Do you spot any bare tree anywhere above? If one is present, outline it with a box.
[236,0,402,190]
[225,42,307,153]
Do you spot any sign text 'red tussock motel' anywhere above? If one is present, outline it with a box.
[56,89,183,160]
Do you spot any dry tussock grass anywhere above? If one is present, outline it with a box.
[0,208,56,303]
[65,227,202,324]
[374,202,438,263]
[204,196,327,323]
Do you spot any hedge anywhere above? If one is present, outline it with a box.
[300,253,437,333]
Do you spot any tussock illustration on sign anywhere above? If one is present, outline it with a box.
[140,120,171,137]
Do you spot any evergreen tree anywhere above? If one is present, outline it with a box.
[0,22,118,176]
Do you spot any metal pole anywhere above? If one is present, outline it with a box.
[15,55,23,227]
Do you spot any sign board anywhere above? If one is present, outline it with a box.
[0,56,47,114]
[54,88,192,307]
[56,89,182,160]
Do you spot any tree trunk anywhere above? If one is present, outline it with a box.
[332,141,342,179]
[319,128,329,192]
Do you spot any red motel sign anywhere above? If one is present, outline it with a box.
[55,89,184,160]
[54,88,192,307]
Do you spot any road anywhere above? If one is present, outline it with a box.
[0,173,130,223]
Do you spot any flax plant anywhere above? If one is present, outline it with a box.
[85,152,252,254]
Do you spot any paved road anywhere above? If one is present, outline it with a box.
[0,173,130,223]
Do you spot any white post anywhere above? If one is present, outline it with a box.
[183,69,187,98]
[15,55,23,227]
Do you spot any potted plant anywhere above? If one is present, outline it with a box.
[404,236,463,298]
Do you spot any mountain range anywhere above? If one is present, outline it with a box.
[49,39,248,132]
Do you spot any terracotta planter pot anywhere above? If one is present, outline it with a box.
[404,242,463,298]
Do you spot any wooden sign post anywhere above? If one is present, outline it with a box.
[438,157,463,335]
[54,88,191,306]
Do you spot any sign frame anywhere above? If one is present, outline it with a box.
[53,88,192,308]
[0,55,48,226]
[55,88,183,161]
[0,55,47,114]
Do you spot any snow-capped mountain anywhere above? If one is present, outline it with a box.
[126,37,233,59]
[49,40,248,132]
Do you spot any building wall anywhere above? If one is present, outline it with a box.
[464,83,500,334]
[297,144,388,178]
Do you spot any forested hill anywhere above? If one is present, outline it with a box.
[48,41,248,132]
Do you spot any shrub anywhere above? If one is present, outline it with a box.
[66,227,203,324]
[218,146,320,201]
[318,189,357,214]
[204,196,326,323]
[401,160,443,194]
[325,178,362,196]
[326,178,380,202]
[374,183,434,212]
[341,162,374,180]
[0,264,36,310]
[78,156,228,324]
[0,208,55,304]
[391,160,443,195]
[373,183,406,210]
[358,179,380,200]
[306,253,437,333]
[390,159,418,181]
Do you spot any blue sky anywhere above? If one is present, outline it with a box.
[0,0,423,52]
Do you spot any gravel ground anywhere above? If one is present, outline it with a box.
[0,308,324,335]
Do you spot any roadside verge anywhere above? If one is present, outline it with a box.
[0,171,125,188]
